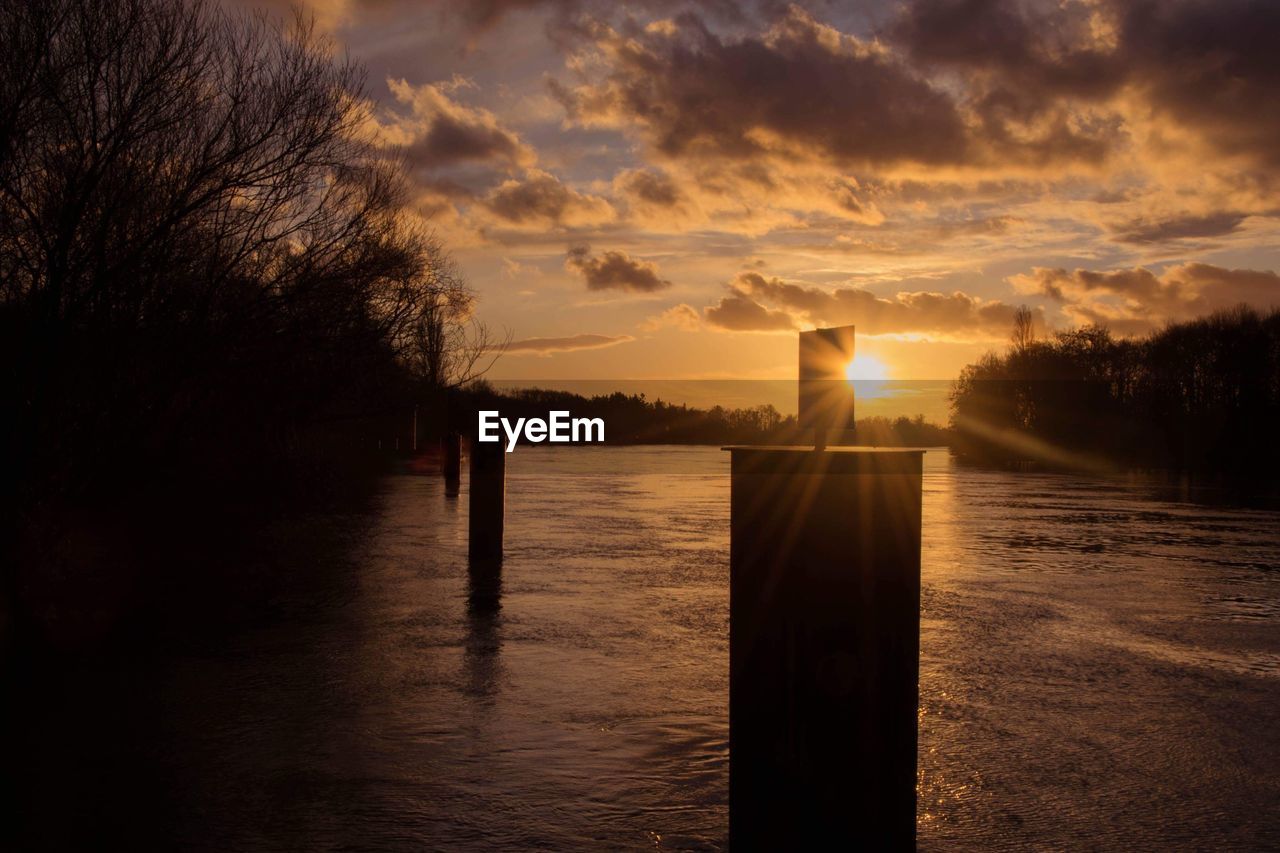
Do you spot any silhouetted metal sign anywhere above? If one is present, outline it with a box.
[798,325,856,442]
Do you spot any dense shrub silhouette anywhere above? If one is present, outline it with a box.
[457,385,950,448]
[0,0,485,650]
[950,306,1280,476]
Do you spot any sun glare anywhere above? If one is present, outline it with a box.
[844,354,890,382]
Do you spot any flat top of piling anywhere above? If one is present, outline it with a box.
[722,445,926,453]
[723,445,925,474]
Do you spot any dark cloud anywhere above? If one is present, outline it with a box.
[454,0,570,33]
[453,0,803,37]
[829,178,878,219]
[1121,0,1280,168]
[1090,187,1137,205]
[1015,266,1162,303]
[506,332,635,353]
[552,4,1140,172]
[565,245,671,292]
[611,167,704,225]
[704,291,797,331]
[890,0,1124,166]
[727,271,1028,336]
[615,169,684,208]
[552,7,974,169]
[891,0,1280,171]
[701,271,1028,336]
[705,261,1280,339]
[384,78,534,173]
[406,110,529,168]
[483,170,614,226]
[891,0,1123,100]
[892,0,1033,69]
[1012,264,1280,325]
[1109,212,1248,244]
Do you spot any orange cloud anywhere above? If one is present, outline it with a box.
[1107,212,1249,245]
[565,245,671,293]
[704,271,1033,339]
[704,291,798,332]
[640,303,702,331]
[1011,262,1280,333]
[482,169,615,228]
[381,77,535,170]
[893,0,1280,174]
[551,9,969,169]
[550,6,1125,175]
[506,333,635,354]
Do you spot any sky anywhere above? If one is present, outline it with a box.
[245,0,1280,386]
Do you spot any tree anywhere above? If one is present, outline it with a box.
[0,0,488,504]
[1011,304,1036,352]
[398,237,508,390]
[949,305,1280,475]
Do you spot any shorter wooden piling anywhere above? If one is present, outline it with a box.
[468,438,505,565]
[443,432,461,497]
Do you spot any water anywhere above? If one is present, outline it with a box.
[18,448,1280,849]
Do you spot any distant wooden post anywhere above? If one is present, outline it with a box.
[443,432,461,497]
[726,446,922,849]
[468,438,505,565]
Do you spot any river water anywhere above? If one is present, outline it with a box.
[19,447,1280,849]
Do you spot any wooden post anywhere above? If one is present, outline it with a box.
[726,445,923,850]
[443,432,461,497]
[468,438,505,565]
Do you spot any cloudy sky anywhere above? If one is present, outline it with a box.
[253,0,1280,381]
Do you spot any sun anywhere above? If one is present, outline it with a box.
[844,353,890,382]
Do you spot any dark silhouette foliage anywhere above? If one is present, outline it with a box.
[950,305,1280,476]
[0,0,487,652]
[455,385,950,448]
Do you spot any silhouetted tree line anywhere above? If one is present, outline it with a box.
[950,305,1280,476]
[457,385,951,447]
[0,0,494,652]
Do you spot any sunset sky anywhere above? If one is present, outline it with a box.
[253,0,1279,383]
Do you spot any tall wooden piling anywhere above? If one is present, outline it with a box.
[726,445,923,850]
[468,438,506,565]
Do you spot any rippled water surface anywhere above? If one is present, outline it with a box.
[26,447,1280,849]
